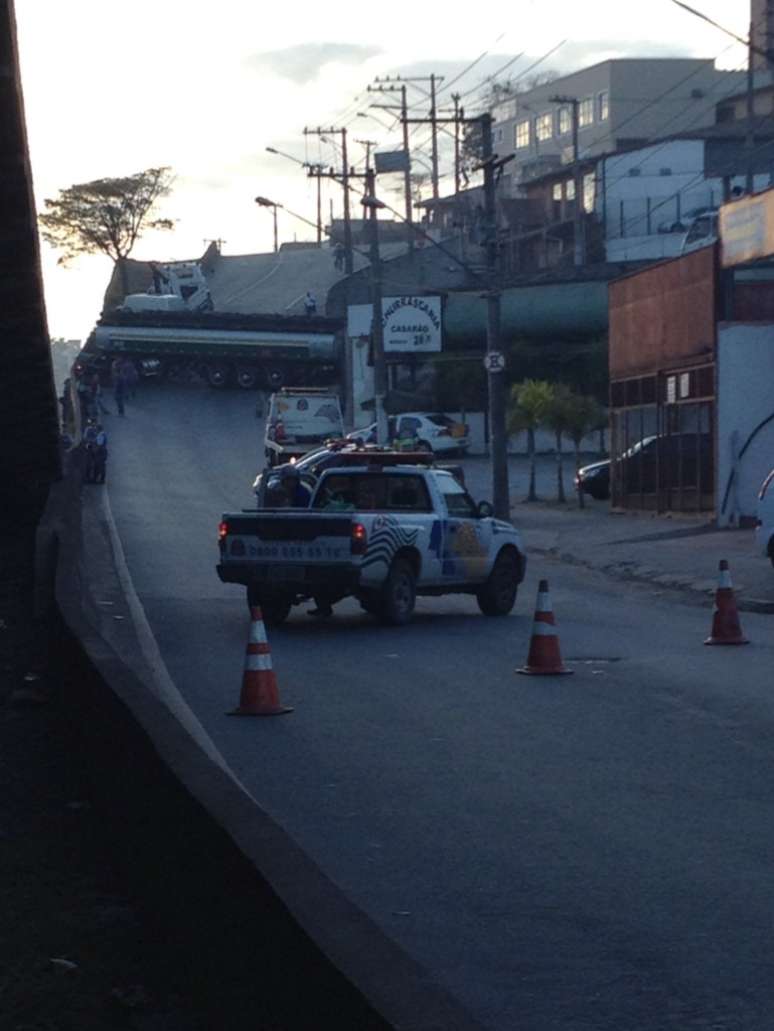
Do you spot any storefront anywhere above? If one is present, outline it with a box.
[609,245,718,515]
[610,364,715,513]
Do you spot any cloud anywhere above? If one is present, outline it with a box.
[246,42,381,84]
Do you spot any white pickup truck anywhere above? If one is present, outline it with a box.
[217,465,527,626]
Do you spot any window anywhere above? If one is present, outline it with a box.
[515,119,530,148]
[597,91,609,121]
[312,473,432,513]
[436,473,478,518]
[552,183,563,202]
[566,178,576,201]
[557,106,571,135]
[397,416,421,436]
[579,96,594,128]
[535,112,553,141]
[583,172,596,213]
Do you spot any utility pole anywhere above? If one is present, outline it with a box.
[304,164,324,244]
[480,113,510,521]
[304,126,354,273]
[401,84,414,251]
[452,92,462,195]
[367,79,415,252]
[363,168,389,444]
[355,138,377,171]
[747,18,755,194]
[371,74,444,199]
[430,73,440,200]
[550,95,585,266]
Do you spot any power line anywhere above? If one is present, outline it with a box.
[434,32,508,98]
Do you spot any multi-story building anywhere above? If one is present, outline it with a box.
[492,59,750,196]
[512,119,774,270]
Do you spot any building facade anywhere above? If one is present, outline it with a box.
[608,233,774,523]
[492,59,749,198]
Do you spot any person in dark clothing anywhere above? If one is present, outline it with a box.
[279,466,312,507]
[114,373,126,416]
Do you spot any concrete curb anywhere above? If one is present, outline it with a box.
[52,465,485,1031]
[529,543,774,615]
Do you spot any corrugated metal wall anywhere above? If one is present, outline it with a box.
[609,246,718,379]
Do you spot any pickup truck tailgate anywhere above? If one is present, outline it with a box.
[217,511,358,588]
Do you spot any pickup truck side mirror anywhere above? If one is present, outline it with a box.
[477,500,494,519]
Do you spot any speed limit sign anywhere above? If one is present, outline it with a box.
[483,351,505,373]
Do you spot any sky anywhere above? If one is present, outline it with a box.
[14,0,750,341]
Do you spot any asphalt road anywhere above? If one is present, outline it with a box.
[102,383,774,1031]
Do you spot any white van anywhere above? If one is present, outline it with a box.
[264,388,344,466]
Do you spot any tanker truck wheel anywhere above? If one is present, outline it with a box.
[265,367,285,390]
[236,367,258,389]
[205,362,230,387]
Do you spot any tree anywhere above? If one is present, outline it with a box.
[562,393,606,509]
[39,167,175,296]
[508,379,554,502]
[545,384,574,504]
[479,70,559,112]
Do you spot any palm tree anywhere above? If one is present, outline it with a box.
[508,379,554,502]
[545,385,574,503]
[563,394,606,509]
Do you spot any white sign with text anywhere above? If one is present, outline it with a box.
[347,296,442,353]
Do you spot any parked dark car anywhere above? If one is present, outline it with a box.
[575,456,611,500]
[576,433,712,501]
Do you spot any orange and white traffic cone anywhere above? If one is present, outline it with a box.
[517,579,573,676]
[704,560,749,646]
[228,607,293,716]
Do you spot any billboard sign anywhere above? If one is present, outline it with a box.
[374,150,410,174]
[720,189,774,268]
[347,296,442,353]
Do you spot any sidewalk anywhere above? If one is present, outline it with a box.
[511,496,774,614]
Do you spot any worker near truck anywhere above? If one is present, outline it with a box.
[280,466,313,508]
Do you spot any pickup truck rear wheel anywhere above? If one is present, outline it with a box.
[476,549,519,617]
[379,559,416,626]
[246,586,292,627]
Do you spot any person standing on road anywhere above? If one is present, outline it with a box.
[113,369,127,416]
[122,358,139,399]
[304,291,317,316]
[76,373,92,425]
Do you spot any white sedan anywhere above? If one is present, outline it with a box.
[347,412,469,455]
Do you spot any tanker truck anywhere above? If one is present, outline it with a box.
[73,259,343,390]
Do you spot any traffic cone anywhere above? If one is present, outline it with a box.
[228,607,293,715]
[517,580,573,676]
[704,560,749,646]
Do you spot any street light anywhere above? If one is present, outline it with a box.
[265,145,304,166]
[254,195,282,254]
